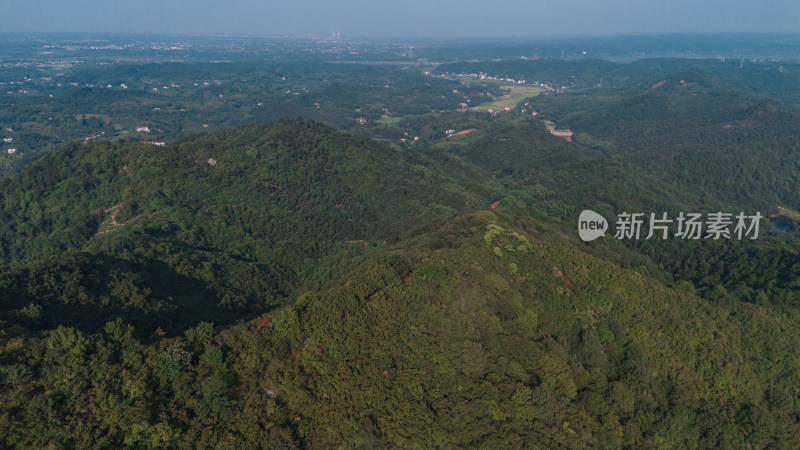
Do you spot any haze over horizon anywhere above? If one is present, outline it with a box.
[2,0,799,38]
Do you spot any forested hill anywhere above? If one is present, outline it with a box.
[1,113,800,446]
[2,113,798,339]
[2,210,799,447]
[0,118,493,267]
[527,69,800,213]
[562,69,800,152]
[0,118,496,336]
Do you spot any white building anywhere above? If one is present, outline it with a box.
[7,148,17,154]
[136,126,150,133]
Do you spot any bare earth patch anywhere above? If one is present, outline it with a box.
[95,203,143,236]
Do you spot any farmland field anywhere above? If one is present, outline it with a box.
[467,84,542,111]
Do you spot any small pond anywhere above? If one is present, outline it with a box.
[769,215,793,232]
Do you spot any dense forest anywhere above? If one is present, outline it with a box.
[1,115,799,447]
[2,206,799,447]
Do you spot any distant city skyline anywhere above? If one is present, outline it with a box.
[2,0,799,38]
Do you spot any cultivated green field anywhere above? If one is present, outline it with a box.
[375,115,404,126]
[467,85,543,111]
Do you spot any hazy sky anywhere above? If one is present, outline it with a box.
[2,0,799,37]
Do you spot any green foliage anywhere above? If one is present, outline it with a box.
[104,318,135,342]
[272,308,301,342]
[46,325,90,355]
[124,422,181,448]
